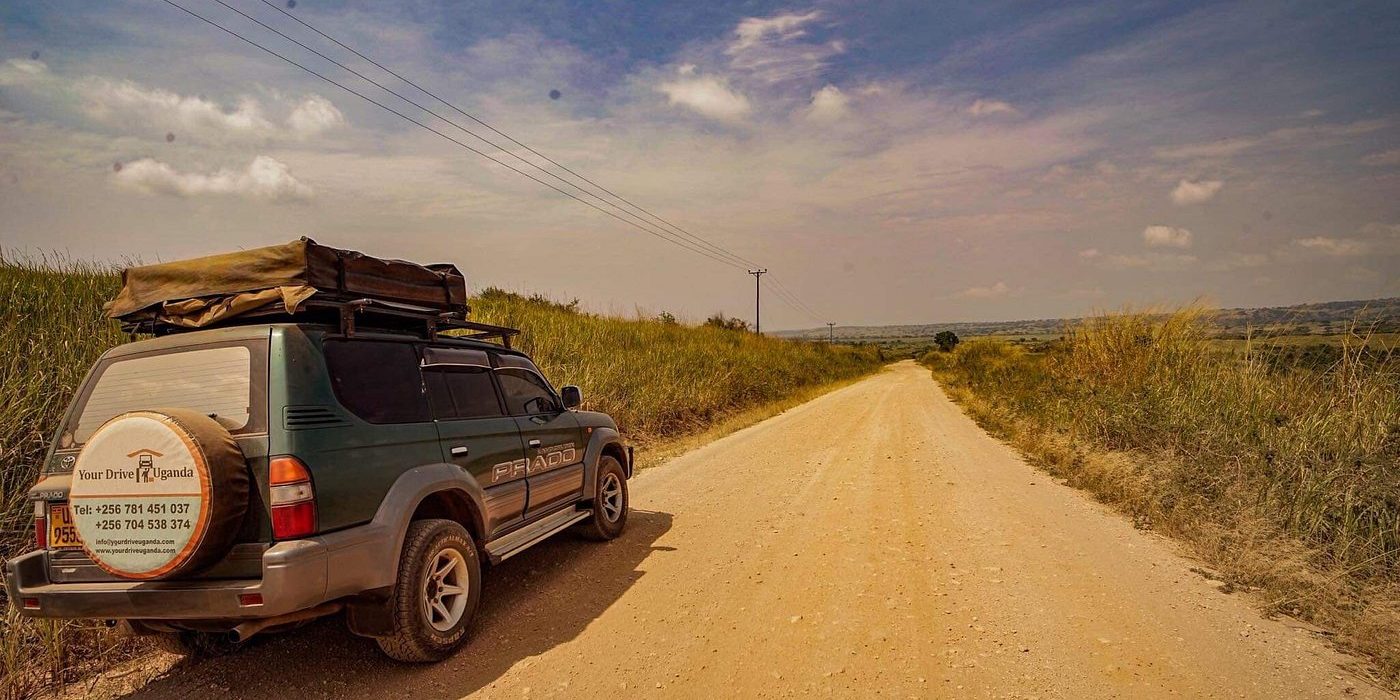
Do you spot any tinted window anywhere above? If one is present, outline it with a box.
[425,368,503,419]
[322,341,429,424]
[496,369,559,415]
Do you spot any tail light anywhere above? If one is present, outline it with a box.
[34,501,47,550]
[269,456,316,540]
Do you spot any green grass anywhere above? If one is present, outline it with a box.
[921,308,1399,686]
[0,258,884,698]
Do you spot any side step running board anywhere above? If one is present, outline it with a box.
[485,508,592,564]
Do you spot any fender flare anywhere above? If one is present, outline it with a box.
[350,463,487,593]
[581,427,629,500]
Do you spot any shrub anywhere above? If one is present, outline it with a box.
[933,330,960,352]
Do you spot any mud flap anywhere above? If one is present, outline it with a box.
[344,587,395,637]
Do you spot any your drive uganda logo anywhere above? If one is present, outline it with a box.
[75,449,195,483]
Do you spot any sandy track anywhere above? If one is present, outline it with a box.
[121,361,1385,698]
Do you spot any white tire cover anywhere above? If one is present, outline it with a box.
[69,409,248,580]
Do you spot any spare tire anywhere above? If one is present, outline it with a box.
[69,408,249,580]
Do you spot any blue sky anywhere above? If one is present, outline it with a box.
[1,0,1397,328]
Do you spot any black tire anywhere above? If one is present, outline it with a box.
[150,630,240,658]
[580,456,628,541]
[375,519,481,663]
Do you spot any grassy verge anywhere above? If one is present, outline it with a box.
[921,308,1399,686]
[0,259,884,699]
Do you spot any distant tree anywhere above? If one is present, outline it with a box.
[934,330,960,352]
[657,310,678,325]
[704,314,750,332]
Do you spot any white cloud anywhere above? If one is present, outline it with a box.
[731,10,823,52]
[287,95,346,138]
[657,75,751,122]
[968,99,1017,116]
[0,58,51,86]
[113,156,312,201]
[1153,137,1257,161]
[1170,179,1223,205]
[1295,236,1368,256]
[1361,149,1400,166]
[1142,225,1193,248]
[83,79,275,139]
[955,281,1010,299]
[806,85,848,121]
[725,9,839,84]
[73,76,344,142]
[1154,120,1388,161]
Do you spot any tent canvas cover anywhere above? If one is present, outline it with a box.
[106,238,468,329]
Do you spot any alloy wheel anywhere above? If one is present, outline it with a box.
[600,472,624,522]
[421,547,469,632]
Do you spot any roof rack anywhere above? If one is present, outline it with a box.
[310,298,519,348]
[127,296,521,348]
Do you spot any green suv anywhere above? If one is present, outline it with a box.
[4,314,631,662]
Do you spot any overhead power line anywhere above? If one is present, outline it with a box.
[161,0,747,271]
[199,0,752,271]
[767,276,823,321]
[162,0,832,325]
[256,0,764,271]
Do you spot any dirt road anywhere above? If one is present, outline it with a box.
[122,361,1384,698]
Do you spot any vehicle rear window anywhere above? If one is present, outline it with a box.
[67,343,263,446]
[322,340,430,424]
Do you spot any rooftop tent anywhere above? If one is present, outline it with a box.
[105,238,468,330]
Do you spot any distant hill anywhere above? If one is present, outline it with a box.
[777,297,1400,342]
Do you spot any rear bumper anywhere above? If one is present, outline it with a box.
[3,522,392,621]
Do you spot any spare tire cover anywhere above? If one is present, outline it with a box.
[69,408,249,580]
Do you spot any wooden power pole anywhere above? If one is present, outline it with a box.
[748,269,766,334]
[827,322,835,343]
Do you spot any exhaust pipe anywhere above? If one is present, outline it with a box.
[229,601,343,643]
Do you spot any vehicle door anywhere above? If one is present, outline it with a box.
[422,346,528,537]
[492,354,585,517]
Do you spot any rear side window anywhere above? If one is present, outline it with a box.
[322,340,429,424]
[425,368,503,419]
[496,368,560,415]
[68,344,264,445]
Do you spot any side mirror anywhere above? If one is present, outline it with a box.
[560,385,582,409]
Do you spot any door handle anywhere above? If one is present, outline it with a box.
[450,446,469,457]
[527,439,542,448]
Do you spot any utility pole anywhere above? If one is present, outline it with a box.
[827,322,835,343]
[747,269,767,334]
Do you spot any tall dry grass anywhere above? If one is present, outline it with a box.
[470,287,882,443]
[0,259,883,698]
[922,307,1399,685]
[0,256,127,700]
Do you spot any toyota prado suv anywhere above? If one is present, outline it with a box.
[3,241,632,662]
